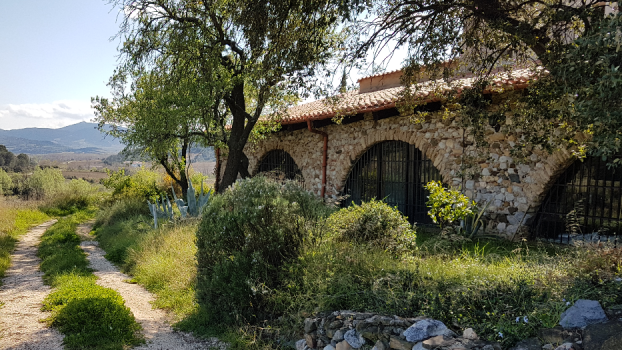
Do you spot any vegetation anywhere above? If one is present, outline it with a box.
[38,213,143,350]
[0,198,50,284]
[95,0,366,192]
[84,177,622,349]
[327,198,416,253]
[0,145,32,173]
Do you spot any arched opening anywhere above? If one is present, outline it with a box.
[533,156,622,244]
[342,141,442,224]
[256,149,304,184]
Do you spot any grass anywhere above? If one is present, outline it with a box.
[38,211,144,350]
[0,197,50,285]
[90,198,622,350]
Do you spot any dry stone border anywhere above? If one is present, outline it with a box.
[0,220,64,350]
[77,222,225,350]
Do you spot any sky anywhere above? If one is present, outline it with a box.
[0,1,407,130]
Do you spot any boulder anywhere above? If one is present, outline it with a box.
[553,343,574,350]
[388,336,414,350]
[371,340,389,350]
[296,339,308,350]
[462,328,478,340]
[509,337,541,350]
[422,335,456,349]
[605,305,622,320]
[305,318,319,333]
[336,340,353,350]
[333,329,346,342]
[403,319,451,343]
[344,329,365,349]
[538,327,566,345]
[560,300,608,329]
[583,320,622,350]
[324,346,336,350]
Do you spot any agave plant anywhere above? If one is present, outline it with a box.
[147,194,173,228]
[170,180,212,218]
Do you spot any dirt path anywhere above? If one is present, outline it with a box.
[0,220,64,350]
[77,223,223,350]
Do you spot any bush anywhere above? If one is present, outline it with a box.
[102,167,162,200]
[95,197,152,228]
[195,176,328,326]
[425,181,474,228]
[327,199,416,253]
[42,179,102,216]
[29,167,66,199]
[0,168,12,195]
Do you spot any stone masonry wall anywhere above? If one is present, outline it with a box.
[218,110,576,238]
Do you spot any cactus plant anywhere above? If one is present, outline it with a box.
[165,180,213,221]
[147,194,173,228]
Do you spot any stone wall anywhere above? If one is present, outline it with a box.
[218,109,576,237]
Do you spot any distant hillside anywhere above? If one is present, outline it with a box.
[0,122,124,155]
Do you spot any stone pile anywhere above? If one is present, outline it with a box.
[296,311,502,350]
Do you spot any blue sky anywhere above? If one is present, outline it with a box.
[0,1,406,130]
[0,0,121,129]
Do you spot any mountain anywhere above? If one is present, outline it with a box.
[0,122,124,155]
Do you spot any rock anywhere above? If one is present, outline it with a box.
[371,340,389,350]
[553,343,573,350]
[422,335,455,349]
[344,329,365,349]
[411,342,425,350]
[605,305,622,320]
[462,328,478,340]
[333,329,346,342]
[509,337,541,350]
[560,300,608,329]
[539,327,566,345]
[542,345,554,350]
[296,339,308,350]
[389,336,415,350]
[336,340,354,350]
[306,333,317,348]
[403,319,450,343]
[305,318,319,333]
[324,346,336,350]
[360,326,380,341]
[583,320,622,350]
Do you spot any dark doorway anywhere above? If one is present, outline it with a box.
[532,156,622,244]
[256,150,304,185]
[342,141,442,224]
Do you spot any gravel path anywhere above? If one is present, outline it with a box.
[77,223,223,350]
[0,220,64,350]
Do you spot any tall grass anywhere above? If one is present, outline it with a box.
[0,197,49,284]
[38,213,143,350]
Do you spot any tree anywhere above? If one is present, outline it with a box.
[356,0,621,160]
[94,56,223,198]
[103,0,363,192]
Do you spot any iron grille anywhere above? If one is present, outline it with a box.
[256,150,304,185]
[342,141,442,224]
[533,155,622,245]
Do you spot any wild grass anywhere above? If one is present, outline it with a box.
[93,200,198,321]
[38,212,144,350]
[0,197,49,284]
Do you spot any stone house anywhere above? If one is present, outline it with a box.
[217,69,622,241]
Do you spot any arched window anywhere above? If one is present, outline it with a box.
[533,155,622,243]
[343,141,442,224]
[256,150,304,184]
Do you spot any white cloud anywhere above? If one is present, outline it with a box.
[0,100,95,130]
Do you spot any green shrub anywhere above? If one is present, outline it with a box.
[26,167,65,200]
[425,181,474,228]
[102,168,162,200]
[327,199,416,252]
[95,197,152,228]
[0,168,12,195]
[195,176,328,326]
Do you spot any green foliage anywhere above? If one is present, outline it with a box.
[26,167,65,200]
[0,168,12,195]
[38,214,143,349]
[42,179,103,216]
[0,200,49,285]
[425,181,474,228]
[102,168,162,200]
[0,145,32,173]
[327,199,416,253]
[95,197,151,229]
[195,176,328,325]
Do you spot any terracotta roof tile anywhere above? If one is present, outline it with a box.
[280,67,542,125]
